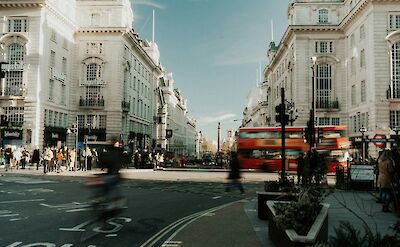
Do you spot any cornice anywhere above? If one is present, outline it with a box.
[0,1,44,7]
[77,27,128,33]
[44,2,77,30]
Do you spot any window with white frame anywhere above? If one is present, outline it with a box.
[360,49,365,67]
[390,110,400,129]
[361,80,366,102]
[7,18,28,32]
[3,107,24,126]
[318,9,329,23]
[99,115,106,129]
[350,33,355,48]
[331,117,340,126]
[391,42,400,98]
[360,24,365,39]
[50,50,55,68]
[5,71,23,96]
[316,64,332,108]
[351,57,355,73]
[351,85,356,106]
[49,110,54,126]
[318,117,330,126]
[84,86,102,105]
[315,41,333,53]
[54,112,58,127]
[50,29,56,43]
[62,57,67,75]
[49,79,54,101]
[7,43,24,63]
[389,14,400,30]
[78,115,85,128]
[61,84,66,105]
[86,63,101,81]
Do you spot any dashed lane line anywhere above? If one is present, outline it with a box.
[0,199,44,204]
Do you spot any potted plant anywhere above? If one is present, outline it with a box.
[267,187,330,247]
[257,175,299,220]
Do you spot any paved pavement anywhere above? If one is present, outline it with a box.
[1,166,399,247]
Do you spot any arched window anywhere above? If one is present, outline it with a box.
[316,63,332,108]
[391,42,400,98]
[7,43,24,63]
[86,63,101,81]
[318,9,329,23]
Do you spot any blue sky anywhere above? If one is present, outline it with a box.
[131,0,291,142]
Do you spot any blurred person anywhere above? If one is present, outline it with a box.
[69,148,76,171]
[378,150,395,212]
[32,148,40,170]
[225,151,244,194]
[296,152,305,185]
[55,148,64,173]
[92,148,98,169]
[13,148,22,169]
[43,147,53,174]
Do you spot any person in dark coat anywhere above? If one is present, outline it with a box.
[225,151,244,194]
[296,152,305,185]
[32,148,40,170]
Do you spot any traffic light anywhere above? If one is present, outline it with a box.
[275,104,289,125]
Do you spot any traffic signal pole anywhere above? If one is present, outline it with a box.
[281,88,286,180]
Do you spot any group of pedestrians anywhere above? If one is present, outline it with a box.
[0,146,38,171]
[132,148,165,169]
[295,148,324,186]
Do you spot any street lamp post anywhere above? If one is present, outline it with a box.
[359,126,367,164]
[309,56,317,151]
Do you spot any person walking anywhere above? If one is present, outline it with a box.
[91,148,98,169]
[225,151,245,194]
[55,148,64,173]
[32,148,40,170]
[43,147,53,174]
[69,148,76,172]
[378,150,395,212]
[296,152,305,185]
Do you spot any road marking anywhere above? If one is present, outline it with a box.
[0,177,54,184]
[141,200,244,247]
[212,196,222,199]
[162,241,182,247]
[0,214,19,217]
[40,202,92,212]
[203,212,215,217]
[0,199,44,204]
[106,234,118,237]
[245,209,256,212]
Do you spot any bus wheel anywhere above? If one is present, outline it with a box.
[261,164,269,172]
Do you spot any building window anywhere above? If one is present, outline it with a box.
[7,18,28,32]
[351,85,356,106]
[361,80,366,102]
[50,50,55,68]
[62,57,67,75]
[91,13,100,26]
[350,33,355,48]
[351,57,355,74]
[3,107,24,126]
[5,71,23,96]
[84,86,102,106]
[318,117,330,126]
[50,30,56,43]
[390,110,400,129]
[331,117,340,126]
[318,9,329,23]
[389,14,400,30]
[315,41,333,53]
[61,84,66,105]
[99,115,106,129]
[54,112,58,127]
[86,43,103,55]
[360,24,365,39]
[360,49,365,68]
[49,111,54,127]
[49,79,54,101]
[316,64,332,108]
[86,63,101,81]
[392,42,400,98]
[7,43,24,63]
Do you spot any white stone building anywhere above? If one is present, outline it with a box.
[157,72,197,157]
[0,0,197,155]
[257,0,400,157]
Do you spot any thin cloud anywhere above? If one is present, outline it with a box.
[131,0,165,9]
[198,113,236,125]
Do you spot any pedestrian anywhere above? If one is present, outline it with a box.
[134,150,140,169]
[296,152,305,185]
[13,148,22,170]
[377,150,395,212]
[86,147,92,170]
[56,148,64,173]
[225,151,245,194]
[32,148,40,170]
[310,148,321,185]
[91,148,98,169]
[43,147,53,174]
[69,148,76,171]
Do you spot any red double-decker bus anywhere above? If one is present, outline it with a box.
[237,126,350,173]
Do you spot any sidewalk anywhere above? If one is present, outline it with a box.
[1,167,398,246]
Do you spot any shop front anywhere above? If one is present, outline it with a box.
[44,127,67,148]
[1,127,23,148]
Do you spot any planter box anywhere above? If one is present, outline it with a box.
[267,201,329,247]
[257,191,297,220]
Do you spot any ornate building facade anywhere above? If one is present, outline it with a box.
[253,0,400,157]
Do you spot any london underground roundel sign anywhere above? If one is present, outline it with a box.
[373,134,386,148]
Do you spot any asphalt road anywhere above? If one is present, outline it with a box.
[0,173,260,247]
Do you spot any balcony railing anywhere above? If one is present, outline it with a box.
[316,100,339,109]
[121,101,130,112]
[79,97,105,108]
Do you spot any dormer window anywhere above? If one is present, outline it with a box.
[318,9,329,24]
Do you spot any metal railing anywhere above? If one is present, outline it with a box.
[316,100,339,109]
[79,98,105,108]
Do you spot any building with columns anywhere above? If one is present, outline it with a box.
[0,0,197,156]
[248,0,400,157]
